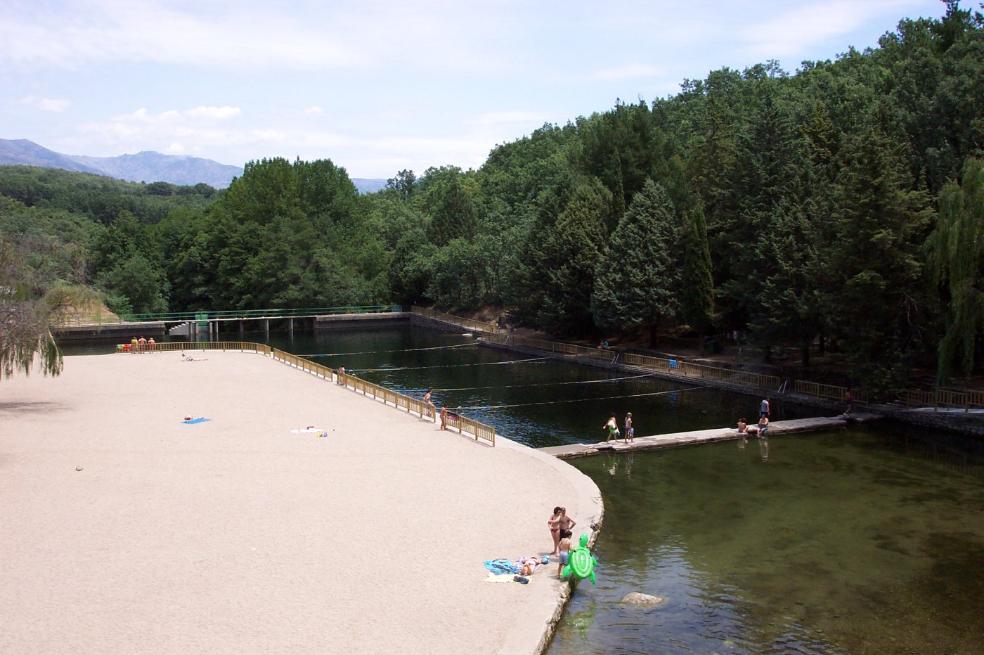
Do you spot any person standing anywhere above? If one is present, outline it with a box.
[558,507,576,535]
[422,389,435,421]
[603,414,619,442]
[548,507,563,555]
[759,398,770,419]
[624,412,634,444]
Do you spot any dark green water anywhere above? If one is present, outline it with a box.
[63,324,984,653]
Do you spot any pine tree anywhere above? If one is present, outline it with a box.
[591,179,678,345]
[538,179,611,335]
[824,122,933,391]
[679,203,715,351]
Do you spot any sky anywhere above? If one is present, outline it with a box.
[0,0,948,179]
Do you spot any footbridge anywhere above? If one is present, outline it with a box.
[54,305,405,340]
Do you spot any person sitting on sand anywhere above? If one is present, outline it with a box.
[556,529,573,576]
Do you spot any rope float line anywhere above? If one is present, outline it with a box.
[454,387,706,411]
[421,371,660,392]
[349,356,550,372]
[300,342,478,357]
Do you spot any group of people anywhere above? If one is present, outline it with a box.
[547,506,577,576]
[422,389,460,430]
[736,398,771,441]
[602,412,634,443]
[128,336,156,353]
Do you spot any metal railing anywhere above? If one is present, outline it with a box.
[121,339,496,445]
[120,305,404,323]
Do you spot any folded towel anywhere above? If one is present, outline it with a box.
[182,417,209,424]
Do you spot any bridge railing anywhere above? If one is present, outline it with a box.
[121,305,403,323]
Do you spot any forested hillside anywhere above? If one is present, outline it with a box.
[1,3,981,390]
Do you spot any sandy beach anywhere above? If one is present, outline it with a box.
[0,350,602,655]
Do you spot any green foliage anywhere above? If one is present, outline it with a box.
[679,203,714,337]
[927,157,984,379]
[823,122,932,387]
[538,179,611,334]
[591,180,679,339]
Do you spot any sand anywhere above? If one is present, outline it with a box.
[0,350,602,655]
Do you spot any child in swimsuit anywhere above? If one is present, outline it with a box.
[556,530,573,576]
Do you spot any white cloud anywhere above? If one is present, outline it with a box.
[589,64,664,81]
[0,0,515,73]
[303,106,324,115]
[184,105,240,119]
[737,0,919,58]
[20,95,71,112]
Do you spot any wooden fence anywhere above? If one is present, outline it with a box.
[123,340,496,445]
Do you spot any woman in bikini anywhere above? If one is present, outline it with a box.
[548,506,564,555]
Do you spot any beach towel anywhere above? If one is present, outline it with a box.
[289,427,326,435]
[182,417,210,424]
[484,559,520,575]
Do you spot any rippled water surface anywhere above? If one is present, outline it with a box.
[65,323,984,653]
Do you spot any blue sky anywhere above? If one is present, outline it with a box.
[0,0,947,178]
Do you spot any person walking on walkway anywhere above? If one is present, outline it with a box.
[624,412,634,444]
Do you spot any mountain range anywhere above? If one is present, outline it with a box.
[0,138,387,193]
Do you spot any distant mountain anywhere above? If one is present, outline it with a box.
[351,178,388,194]
[0,138,390,192]
[0,139,103,175]
[69,151,242,188]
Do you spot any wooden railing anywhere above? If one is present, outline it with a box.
[122,340,496,445]
[410,306,499,335]
[337,370,496,446]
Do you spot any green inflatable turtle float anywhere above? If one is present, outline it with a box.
[562,533,598,585]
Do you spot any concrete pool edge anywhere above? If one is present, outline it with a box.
[494,437,605,655]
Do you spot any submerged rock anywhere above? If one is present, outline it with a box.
[620,592,666,606]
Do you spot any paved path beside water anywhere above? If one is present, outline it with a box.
[540,414,883,459]
[0,351,601,655]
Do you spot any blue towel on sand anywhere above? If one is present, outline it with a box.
[484,559,520,575]
[182,417,210,424]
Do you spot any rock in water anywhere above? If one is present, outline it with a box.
[620,592,666,606]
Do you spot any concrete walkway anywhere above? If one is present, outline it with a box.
[540,414,882,459]
[0,351,601,655]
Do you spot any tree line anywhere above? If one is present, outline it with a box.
[1,2,981,391]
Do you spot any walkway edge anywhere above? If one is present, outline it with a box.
[494,436,604,655]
